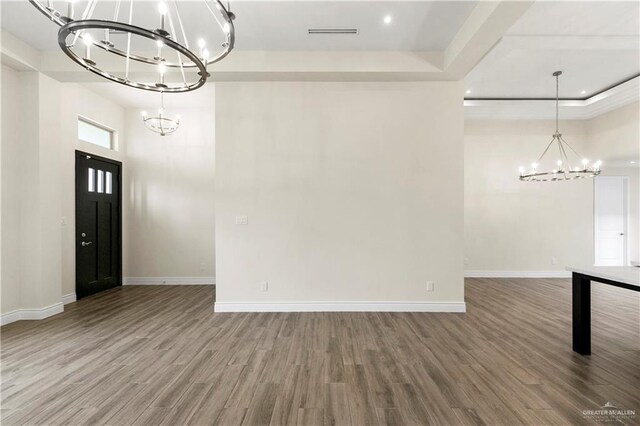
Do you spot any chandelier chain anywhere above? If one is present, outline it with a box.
[555,72,559,134]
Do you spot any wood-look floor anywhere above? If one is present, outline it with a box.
[1,279,639,425]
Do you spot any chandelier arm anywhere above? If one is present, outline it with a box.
[536,136,557,163]
[165,9,188,86]
[173,1,191,51]
[558,135,584,161]
[87,0,99,20]
[125,0,134,81]
[203,1,226,35]
[113,0,121,21]
[71,0,96,47]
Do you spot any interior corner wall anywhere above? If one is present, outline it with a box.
[214,82,465,309]
[123,106,216,281]
[585,102,640,263]
[1,66,63,316]
[1,64,25,314]
[464,120,593,274]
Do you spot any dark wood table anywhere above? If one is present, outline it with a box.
[568,266,640,355]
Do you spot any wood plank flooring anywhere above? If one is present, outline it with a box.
[1,278,639,425]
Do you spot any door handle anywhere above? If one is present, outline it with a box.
[81,241,93,247]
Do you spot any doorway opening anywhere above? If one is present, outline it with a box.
[75,151,122,299]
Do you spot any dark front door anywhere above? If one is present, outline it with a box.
[75,151,122,299]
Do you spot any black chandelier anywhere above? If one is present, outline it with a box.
[29,0,235,92]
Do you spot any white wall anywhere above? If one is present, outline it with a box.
[123,106,216,281]
[464,102,640,275]
[1,67,64,318]
[215,82,465,311]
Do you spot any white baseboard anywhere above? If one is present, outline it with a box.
[123,276,216,285]
[62,293,77,305]
[214,301,466,313]
[1,302,64,326]
[465,271,571,278]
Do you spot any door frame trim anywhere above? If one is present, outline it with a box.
[593,175,629,266]
[75,150,123,293]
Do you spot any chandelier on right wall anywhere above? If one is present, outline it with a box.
[519,71,602,182]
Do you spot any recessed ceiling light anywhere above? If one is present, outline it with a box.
[581,90,587,95]
[465,89,471,94]
[631,161,637,164]
[383,15,392,25]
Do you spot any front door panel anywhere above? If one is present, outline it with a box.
[76,153,121,298]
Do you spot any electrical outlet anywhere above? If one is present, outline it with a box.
[426,281,434,292]
[260,281,269,292]
[235,215,248,225]
[551,256,558,265]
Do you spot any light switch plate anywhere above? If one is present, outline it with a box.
[235,215,248,225]
[426,281,434,292]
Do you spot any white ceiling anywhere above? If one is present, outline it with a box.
[85,81,215,109]
[1,1,638,109]
[507,1,639,36]
[465,1,640,99]
[1,1,477,51]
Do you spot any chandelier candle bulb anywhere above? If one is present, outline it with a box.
[82,34,92,62]
[158,2,168,31]
[67,0,74,19]
[156,40,164,61]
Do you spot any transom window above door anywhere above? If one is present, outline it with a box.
[78,117,115,150]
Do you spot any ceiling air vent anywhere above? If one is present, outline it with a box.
[308,28,359,35]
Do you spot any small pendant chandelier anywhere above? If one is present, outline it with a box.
[519,71,601,182]
[141,92,180,137]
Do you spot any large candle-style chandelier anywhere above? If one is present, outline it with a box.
[29,0,235,92]
[519,71,602,182]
